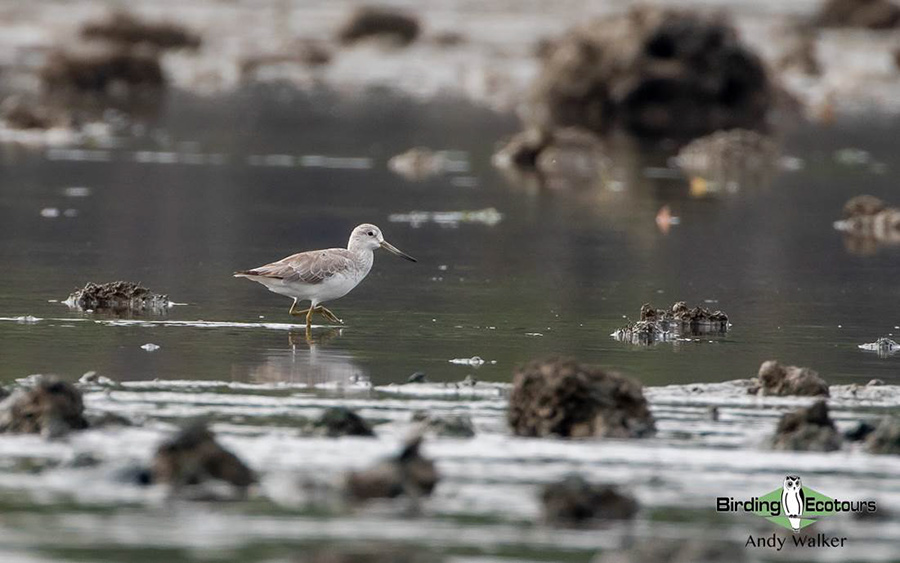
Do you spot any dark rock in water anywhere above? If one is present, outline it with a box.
[594,538,747,563]
[314,407,375,437]
[0,376,88,437]
[613,302,728,344]
[815,0,900,29]
[66,281,169,313]
[673,129,779,190]
[41,49,165,94]
[0,387,8,402]
[770,401,842,452]
[81,12,201,50]
[153,422,256,489]
[337,6,420,47]
[749,360,830,397]
[412,411,475,438]
[864,417,900,454]
[345,435,438,501]
[508,358,655,439]
[844,420,877,442]
[541,475,638,526]
[528,6,773,139]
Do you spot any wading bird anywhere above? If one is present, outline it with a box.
[235,224,416,332]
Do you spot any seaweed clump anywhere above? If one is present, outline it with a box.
[748,360,830,397]
[337,7,420,47]
[81,12,201,50]
[770,401,842,452]
[613,302,728,344]
[508,358,655,439]
[65,281,170,314]
[541,474,638,526]
[0,376,88,438]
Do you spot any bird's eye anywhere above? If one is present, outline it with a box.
[367,231,374,236]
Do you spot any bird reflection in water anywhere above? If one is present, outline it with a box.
[247,328,370,387]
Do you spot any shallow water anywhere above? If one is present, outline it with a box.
[3,86,900,561]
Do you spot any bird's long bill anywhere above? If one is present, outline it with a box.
[381,240,417,262]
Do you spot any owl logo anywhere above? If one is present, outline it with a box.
[781,475,804,532]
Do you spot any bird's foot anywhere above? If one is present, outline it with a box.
[317,306,343,325]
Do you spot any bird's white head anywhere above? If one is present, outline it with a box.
[348,224,417,262]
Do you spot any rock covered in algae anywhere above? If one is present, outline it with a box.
[153,422,256,489]
[337,6,420,47]
[65,281,170,313]
[41,48,165,94]
[345,435,438,501]
[864,417,900,454]
[770,401,842,452]
[541,474,638,526]
[508,358,655,439]
[673,128,779,189]
[0,376,88,437]
[749,360,830,397]
[313,407,375,437]
[527,6,773,139]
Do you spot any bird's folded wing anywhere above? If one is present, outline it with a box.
[240,250,353,285]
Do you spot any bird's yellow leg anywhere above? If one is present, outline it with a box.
[305,306,314,331]
[316,306,342,324]
[289,298,310,317]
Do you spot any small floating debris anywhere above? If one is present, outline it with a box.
[62,186,91,198]
[770,400,842,452]
[541,475,638,527]
[40,207,60,218]
[655,205,680,234]
[859,337,900,357]
[337,6,420,47]
[388,208,503,228]
[449,356,495,367]
[345,435,438,501]
[153,422,256,493]
[612,301,728,344]
[387,147,470,180]
[65,281,171,314]
[0,376,88,438]
[140,343,160,352]
[747,360,829,397]
[508,358,655,439]
[13,315,40,324]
